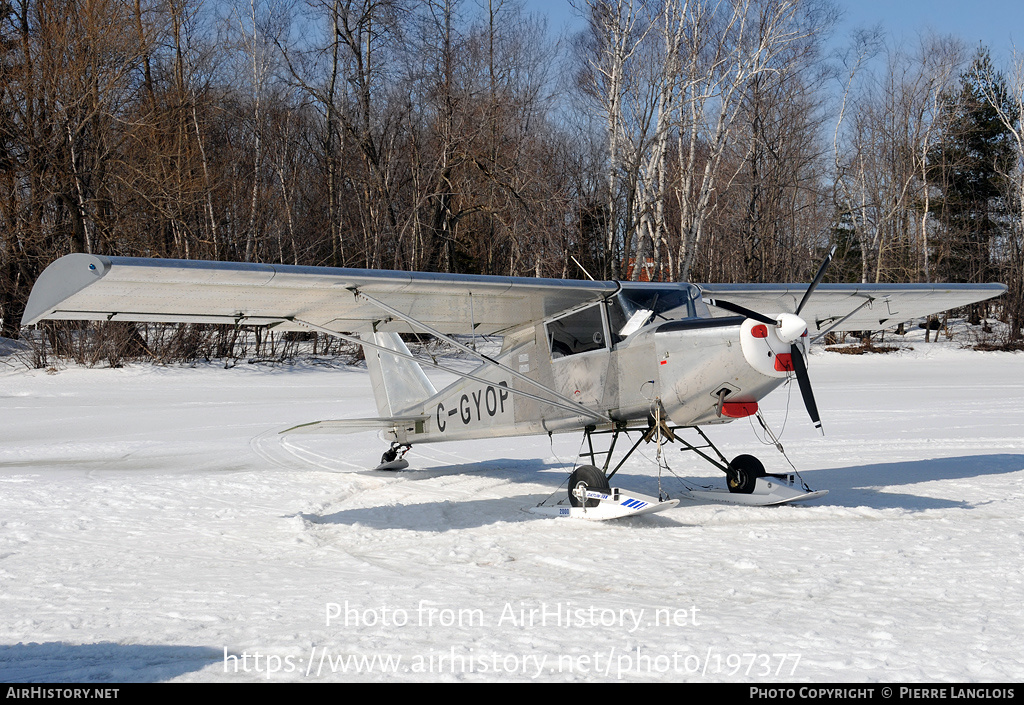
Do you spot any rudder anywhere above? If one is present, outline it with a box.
[362,332,437,417]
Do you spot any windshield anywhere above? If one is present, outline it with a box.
[607,283,706,343]
[620,283,702,317]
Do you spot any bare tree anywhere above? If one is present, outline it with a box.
[673,0,818,281]
[833,31,963,285]
[576,0,655,279]
[976,45,1024,340]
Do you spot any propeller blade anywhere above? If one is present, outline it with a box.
[789,343,823,435]
[704,298,776,326]
[795,245,837,316]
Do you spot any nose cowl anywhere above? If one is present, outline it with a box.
[775,313,808,344]
[739,318,805,379]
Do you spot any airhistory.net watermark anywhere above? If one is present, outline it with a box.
[222,645,801,680]
[324,599,701,634]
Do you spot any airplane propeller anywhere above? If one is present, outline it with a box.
[705,246,836,434]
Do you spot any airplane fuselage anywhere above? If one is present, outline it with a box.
[385,305,790,445]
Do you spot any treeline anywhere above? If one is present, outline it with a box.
[1,0,1022,342]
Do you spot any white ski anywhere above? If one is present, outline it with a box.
[680,474,827,506]
[529,488,679,521]
[372,458,411,471]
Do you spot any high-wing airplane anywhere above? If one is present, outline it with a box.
[21,251,1006,519]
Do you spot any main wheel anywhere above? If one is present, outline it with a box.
[567,465,611,507]
[727,454,765,494]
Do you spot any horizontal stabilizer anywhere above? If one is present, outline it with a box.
[281,416,427,436]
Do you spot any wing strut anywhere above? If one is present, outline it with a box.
[809,297,873,343]
[281,316,610,424]
[348,289,612,424]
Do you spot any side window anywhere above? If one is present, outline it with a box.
[546,304,608,359]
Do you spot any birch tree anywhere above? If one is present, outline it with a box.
[674,0,815,281]
[833,32,963,284]
[578,0,655,279]
[629,0,688,280]
[976,45,1024,340]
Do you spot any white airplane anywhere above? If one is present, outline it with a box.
[22,251,1005,520]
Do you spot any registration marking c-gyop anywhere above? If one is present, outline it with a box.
[436,381,510,432]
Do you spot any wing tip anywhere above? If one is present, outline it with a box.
[21,254,111,326]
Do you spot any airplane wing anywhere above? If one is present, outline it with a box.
[22,254,1005,338]
[21,254,618,335]
[698,282,1007,335]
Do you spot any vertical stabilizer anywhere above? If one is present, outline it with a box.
[362,332,437,417]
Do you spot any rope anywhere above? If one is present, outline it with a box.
[536,432,588,507]
[754,409,813,492]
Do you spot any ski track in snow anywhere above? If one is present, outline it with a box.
[1,344,1023,682]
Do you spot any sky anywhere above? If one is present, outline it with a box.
[528,0,1024,64]
[837,0,1023,62]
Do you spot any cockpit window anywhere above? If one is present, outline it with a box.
[607,284,705,342]
[547,285,706,357]
[546,303,607,359]
[618,285,698,320]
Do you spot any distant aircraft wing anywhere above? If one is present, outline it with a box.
[699,282,1007,335]
[21,254,618,335]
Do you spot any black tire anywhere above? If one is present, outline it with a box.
[727,454,765,494]
[568,465,611,507]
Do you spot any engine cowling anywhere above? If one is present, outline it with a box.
[739,317,808,379]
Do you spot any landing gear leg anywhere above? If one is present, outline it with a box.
[581,422,772,496]
[559,421,825,508]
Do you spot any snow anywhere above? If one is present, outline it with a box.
[1,336,1023,682]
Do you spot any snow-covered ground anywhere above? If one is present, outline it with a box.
[1,335,1022,682]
